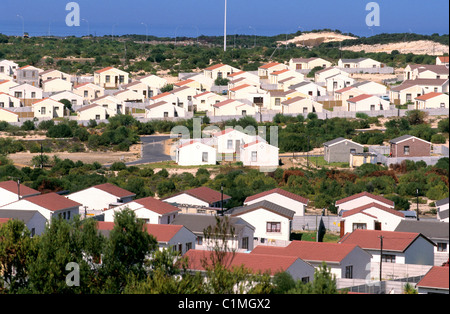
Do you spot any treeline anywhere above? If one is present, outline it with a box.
[0,210,338,294]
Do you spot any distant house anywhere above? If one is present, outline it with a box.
[334,86,366,111]
[335,191,395,216]
[228,84,259,100]
[171,214,255,252]
[94,66,129,89]
[122,80,152,99]
[174,139,217,166]
[325,73,355,92]
[42,78,73,93]
[435,197,449,223]
[113,89,145,103]
[16,65,42,87]
[0,209,47,236]
[227,200,295,243]
[351,80,387,95]
[212,99,256,116]
[40,69,72,83]
[258,62,288,78]
[145,101,185,119]
[281,96,323,114]
[436,56,449,66]
[404,64,449,80]
[203,64,240,81]
[73,82,105,101]
[0,192,81,222]
[65,183,136,213]
[240,140,279,169]
[323,137,364,163]
[389,135,431,158]
[98,221,196,255]
[346,94,390,111]
[269,69,304,85]
[244,188,308,217]
[0,59,18,78]
[340,202,406,236]
[138,74,168,96]
[0,180,41,207]
[50,90,84,107]
[416,266,449,294]
[395,220,449,266]
[338,58,381,69]
[163,186,231,209]
[289,57,332,70]
[288,81,326,97]
[90,94,123,114]
[0,80,19,94]
[184,249,316,283]
[389,79,449,105]
[212,127,258,156]
[0,92,22,108]
[32,98,65,119]
[251,240,372,280]
[339,229,436,266]
[10,83,43,105]
[76,103,116,121]
[0,108,19,123]
[103,196,180,224]
[192,91,227,113]
[414,92,449,109]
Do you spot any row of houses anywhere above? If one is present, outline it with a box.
[0,179,448,292]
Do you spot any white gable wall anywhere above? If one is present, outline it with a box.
[245,193,306,216]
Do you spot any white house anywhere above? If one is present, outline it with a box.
[314,67,345,84]
[340,202,405,235]
[94,66,129,89]
[405,64,449,80]
[139,74,168,96]
[212,99,255,116]
[281,96,323,114]
[0,192,81,222]
[389,79,449,105]
[163,186,231,208]
[339,229,436,266]
[174,139,217,166]
[346,94,390,111]
[435,197,449,223]
[0,180,41,207]
[338,58,381,69]
[76,103,116,121]
[113,89,145,103]
[0,108,19,123]
[414,92,449,109]
[251,240,372,280]
[0,80,19,94]
[90,94,124,115]
[97,221,196,255]
[269,69,304,85]
[122,80,152,99]
[0,59,18,78]
[0,92,22,108]
[145,101,186,119]
[244,188,308,217]
[192,91,227,113]
[416,266,449,294]
[336,191,395,216]
[351,80,387,95]
[103,196,180,224]
[228,84,260,100]
[41,78,73,93]
[227,200,295,243]
[50,90,84,107]
[258,62,288,77]
[0,209,47,236]
[436,56,449,66]
[185,249,316,282]
[334,86,366,111]
[10,83,43,104]
[73,82,105,101]
[171,214,255,252]
[326,73,355,93]
[289,57,332,71]
[212,127,259,155]
[288,81,326,97]
[203,63,240,81]
[32,98,65,119]
[40,69,72,82]
[65,183,135,213]
[240,139,279,169]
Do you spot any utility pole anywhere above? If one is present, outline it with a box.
[17,179,21,200]
[220,184,224,216]
[379,235,384,282]
[416,188,420,221]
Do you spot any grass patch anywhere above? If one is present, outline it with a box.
[304,156,349,168]
[292,231,341,243]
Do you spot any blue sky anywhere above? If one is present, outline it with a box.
[0,0,448,37]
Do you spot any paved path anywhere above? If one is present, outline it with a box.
[125,135,172,166]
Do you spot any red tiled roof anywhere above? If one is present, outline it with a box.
[213,99,236,108]
[271,69,289,75]
[228,71,245,77]
[185,249,301,275]
[229,84,251,92]
[415,92,445,101]
[341,202,404,218]
[244,188,309,205]
[335,86,358,94]
[95,66,114,73]
[0,218,10,225]
[339,229,431,252]
[174,79,194,86]
[251,240,359,263]
[0,180,40,197]
[133,196,180,215]
[336,191,394,207]
[259,62,281,69]
[94,183,135,198]
[438,56,449,63]
[165,186,231,205]
[27,193,81,211]
[205,64,225,71]
[346,94,373,103]
[150,91,171,100]
[417,266,449,290]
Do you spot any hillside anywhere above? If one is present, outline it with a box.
[278,31,358,47]
[342,40,449,56]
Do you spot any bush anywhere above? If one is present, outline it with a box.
[47,124,73,138]
[431,133,447,144]
[110,162,127,171]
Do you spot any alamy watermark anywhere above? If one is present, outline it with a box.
[65,262,80,287]
[65,2,80,27]
[366,2,380,27]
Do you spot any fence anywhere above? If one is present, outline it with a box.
[339,66,395,74]
[292,215,341,233]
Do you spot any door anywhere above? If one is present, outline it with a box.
[374,221,381,230]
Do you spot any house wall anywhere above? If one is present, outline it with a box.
[167,227,197,255]
[404,236,435,266]
[176,143,216,166]
[286,259,316,282]
[340,247,372,280]
[26,212,48,236]
[0,200,79,222]
[343,209,404,234]
[241,142,279,167]
[78,106,115,121]
[245,194,306,216]
[33,100,64,119]
[0,108,19,122]
[17,69,39,86]
[146,103,185,119]
[66,188,132,211]
[0,94,21,108]
[164,194,209,207]
[95,69,129,89]
[348,97,389,111]
[337,196,394,213]
[390,138,431,158]
[234,208,291,242]
[324,141,363,163]
[416,94,449,109]
[43,79,72,93]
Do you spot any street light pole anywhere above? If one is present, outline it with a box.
[224,0,227,52]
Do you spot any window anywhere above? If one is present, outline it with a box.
[241,237,249,250]
[41,107,46,115]
[227,139,233,149]
[202,152,208,162]
[15,92,22,98]
[105,75,110,83]
[119,75,125,84]
[186,242,192,251]
[0,66,4,73]
[275,98,281,106]
[352,223,366,231]
[437,242,447,252]
[0,102,3,108]
[301,277,310,284]
[84,91,88,97]
[370,105,375,111]
[197,236,203,245]
[163,112,169,117]
[403,146,410,155]
[266,222,281,233]
[95,115,100,120]
[382,254,396,263]
[251,151,257,162]
[350,148,356,154]
[242,110,247,116]
[345,265,353,279]
[440,103,445,108]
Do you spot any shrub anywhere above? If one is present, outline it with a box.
[47,124,73,138]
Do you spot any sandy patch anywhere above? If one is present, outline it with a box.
[342,40,449,56]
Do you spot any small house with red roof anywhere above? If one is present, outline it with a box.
[0,107,19,123]
[203,63,240,81]
[66,183,136,213]
[339,202,406,236]
[174,139,217,166]
[184,249,315,283]
[103,196,180,224]
[73,82,105,100]
[212,99,256,116]
[346,93,390,111]
[0,92,22,108]
[335,191,394,215]
[436,56,449,66]
[97,221,196,255]
[145,100,186,119]
[192,91,227,112]
[416,266,449,294]
[0,180,41,207]
[0,192,81,222]
[251,240,371,280]
[16,65,42,86]
[339,229,435,266]
[164,186,231,209]
[94,66,129,89]
[244,188,308,217]
[257,62,288,78]
[414,92,449,109]
[240,139,279,169]
[32,98,65,119]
